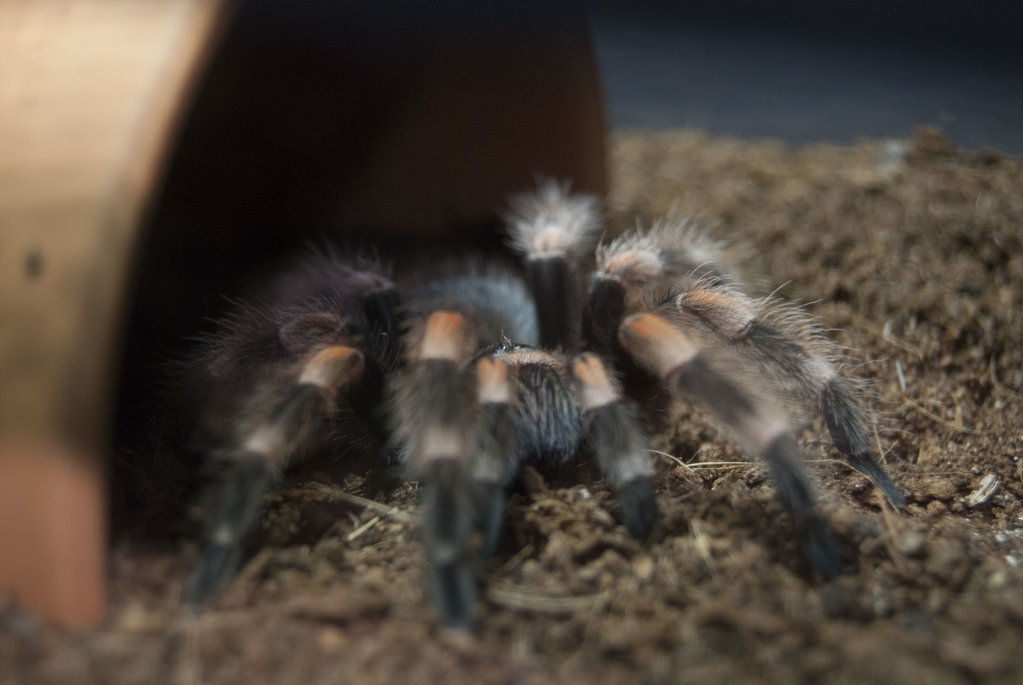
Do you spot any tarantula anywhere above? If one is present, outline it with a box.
[180,181,903,628]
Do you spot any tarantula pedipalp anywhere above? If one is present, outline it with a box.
[181,181,903,629]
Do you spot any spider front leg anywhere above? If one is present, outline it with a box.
[182,253,401,606]
[568,353,658,539]
[189,344,366,605]
[391,310,481,628]
[619,312,842,579]
[470,355,522,558]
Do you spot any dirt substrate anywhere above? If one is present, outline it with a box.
[4,128,1023,684]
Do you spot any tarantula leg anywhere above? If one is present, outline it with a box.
[762,434,843,579]
[583,216,732,353]
[505,180,602,349]
[619,313,841,579]
[581,277,628,357]
[188,452,274,606]
[569,353,658,539]
[471,356,522,557]
[527,258,572,349]
[188,345,365,605]
[675,286,905,507]
[394,311,479,628]
[819,383,905,507]
[420,458,476,630]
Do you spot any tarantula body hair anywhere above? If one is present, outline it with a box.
[179,180,904,628]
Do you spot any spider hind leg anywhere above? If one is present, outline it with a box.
[820,380,905,507]
[470,355,522,558]
[674,285,905,507]
[619,312,842,578]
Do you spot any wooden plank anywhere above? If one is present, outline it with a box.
[0,0,228,626]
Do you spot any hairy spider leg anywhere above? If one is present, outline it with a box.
[527,256,573,349]
[593,216,732,297]
[619,312,842,579]
[470,355,522,558]
[188,344,366,605]
[392,310,479,629]
[393,265,549,627]
[569,353,658,539]
[397,322,584,628]
[505,179,602,349]
[184,254,401,607]
[590,221,903,508]
[582,276,628,358]
[475,344,660,546]
[675,286,905,507]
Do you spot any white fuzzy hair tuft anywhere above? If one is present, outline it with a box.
[504,179,603,261]
[595,213,729,289]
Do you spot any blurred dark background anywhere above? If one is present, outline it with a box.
[586,0,1022,152]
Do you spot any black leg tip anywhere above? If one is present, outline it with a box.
[474,482,506,559]
[846,452,907,509]
[618,477,659,541]
[187,541,235,607]
[432,562,477,631]
[796,517,843,581]
[882,485,908,510]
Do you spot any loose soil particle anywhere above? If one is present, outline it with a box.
[4,127,1023,684]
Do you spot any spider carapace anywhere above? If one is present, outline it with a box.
[179,181,903,628]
